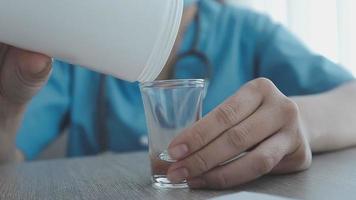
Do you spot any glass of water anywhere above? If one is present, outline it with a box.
[140,79,206,189]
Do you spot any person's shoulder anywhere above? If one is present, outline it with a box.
[219,1,258,16]
[209,1,280,45]
[200,1,277,35]
[218,2,277,31]
[201,1,253,22]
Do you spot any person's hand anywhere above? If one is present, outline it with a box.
[167,78,312,189]
[0,43,51,163]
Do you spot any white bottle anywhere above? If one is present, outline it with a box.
[0,0,183,82]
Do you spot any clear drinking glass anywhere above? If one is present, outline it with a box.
[140,79,206,189]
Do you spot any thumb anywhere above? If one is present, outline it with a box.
[0,44,52,106]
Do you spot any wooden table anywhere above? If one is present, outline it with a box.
[1,148,356,200]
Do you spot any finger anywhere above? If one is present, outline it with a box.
[168,79,273,160]
[167,102,287,182]
[187,131,295,189]
[0,43,9,63]
[0,46,52,106]
[272,137,312,174]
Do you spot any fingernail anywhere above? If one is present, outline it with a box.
[19,57,52,80]
[168,144,189,160]
[167,167,189,183]
[188,178,206,189]
[35,60,52,77]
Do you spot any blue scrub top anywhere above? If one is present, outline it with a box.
[17,0,354,160]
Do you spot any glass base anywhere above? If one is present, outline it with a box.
[152,175,189,189]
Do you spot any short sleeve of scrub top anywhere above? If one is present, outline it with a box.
[241,10,355,96]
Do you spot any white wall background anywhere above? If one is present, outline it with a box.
[228,0,356,76]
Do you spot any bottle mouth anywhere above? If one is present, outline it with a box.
[136,0,183,83]
[140,79,205,89]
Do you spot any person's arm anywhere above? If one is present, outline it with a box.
[242,8,356,151]
[0,43,52,164]
[293,81,356,153]
[164,8,355,190]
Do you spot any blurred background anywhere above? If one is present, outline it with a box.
[229,0,356,76]
[38,0,356,160]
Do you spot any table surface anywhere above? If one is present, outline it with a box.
[1,148,356,200]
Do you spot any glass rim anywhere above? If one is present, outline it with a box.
[139,79,205,89]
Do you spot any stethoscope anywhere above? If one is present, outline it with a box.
[96,2,213,152]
